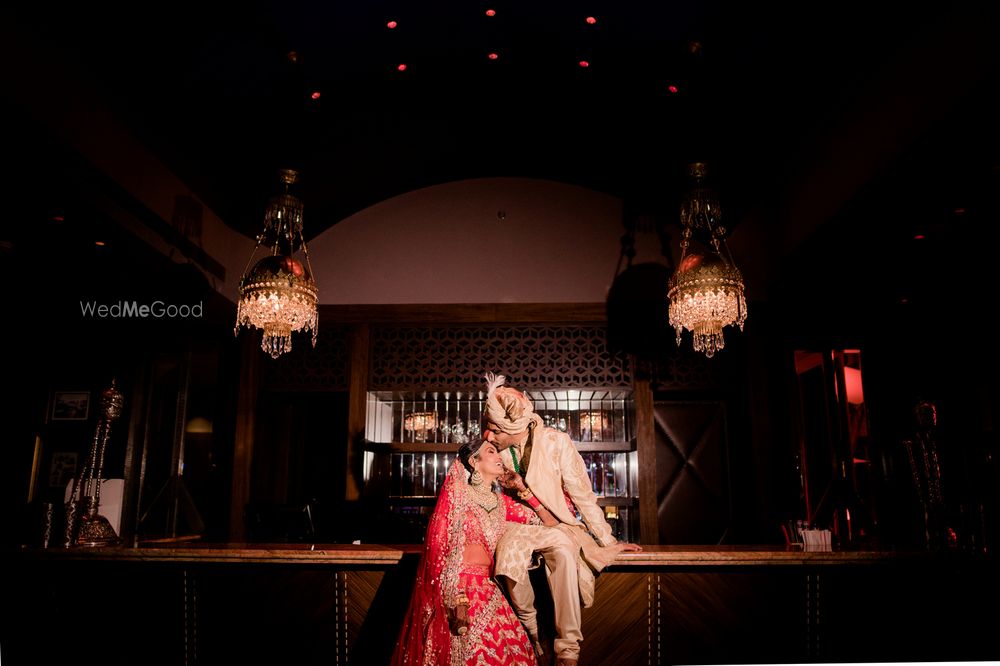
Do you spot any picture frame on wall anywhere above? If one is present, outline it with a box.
[51,391,90,421]
[48,451,78,488]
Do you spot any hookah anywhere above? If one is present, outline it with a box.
[63,379,124,547]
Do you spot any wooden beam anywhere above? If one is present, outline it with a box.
[318,303,607,324]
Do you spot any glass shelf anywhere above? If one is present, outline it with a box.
[365,389,634,445]
[363,388,638,542]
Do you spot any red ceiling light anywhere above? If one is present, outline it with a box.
[585,16,597,25]
[52,214,64,222]
[386,20,397,29]
[579,60,589,68]
[488,52,498,60]
[485,9,496,16]
[668,85,679,94]
[397,63,407,72]
[913,234,925,240]
[954,207,966,215]
[310,91,321,100]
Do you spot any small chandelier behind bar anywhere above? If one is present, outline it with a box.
[667,162,747,358]
[234,168,318,359]
[404,411,438,442]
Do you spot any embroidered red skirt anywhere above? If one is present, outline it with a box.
[458,565,537,666]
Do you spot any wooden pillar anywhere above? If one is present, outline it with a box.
[632,356,659,544]
[345,323,370,501]
[229,334,260,541]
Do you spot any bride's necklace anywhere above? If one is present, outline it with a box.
[468,481,499,513]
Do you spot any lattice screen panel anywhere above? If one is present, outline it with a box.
[652,353,717,391]
[369,324,631,391]
[261,324,351,391]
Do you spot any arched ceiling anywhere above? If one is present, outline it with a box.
[4,1,998,307]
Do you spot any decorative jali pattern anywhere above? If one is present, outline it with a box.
[261,324,351,391]
[370,325,631,391]
[650,350,718,391]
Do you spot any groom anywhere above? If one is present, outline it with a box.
[483,372,641,666]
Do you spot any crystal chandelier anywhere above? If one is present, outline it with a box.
[234,168,318,358]
[667,163,747,358]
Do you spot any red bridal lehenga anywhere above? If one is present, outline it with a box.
[392,460,538,666]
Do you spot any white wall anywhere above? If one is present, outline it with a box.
[308,177,670,305]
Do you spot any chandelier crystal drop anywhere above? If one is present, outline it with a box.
[667,163,747,358]
[234,169,319,359]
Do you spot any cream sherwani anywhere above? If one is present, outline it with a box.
[494,425,620,659]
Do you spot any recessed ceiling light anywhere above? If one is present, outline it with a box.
[387,20,397,29]
[397,63,407,72]
[488,52,498,60]
[913,234,925,240]
[310,91,321,100]
[287,51,299,63]
[485,9,496,17]
[94,240,106,247]
[585,16,597,25]
[668,85,679,94]
[579,60,589,68]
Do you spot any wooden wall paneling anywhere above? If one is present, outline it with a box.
[319,303,608,325]
[579,572,654,665]
[654,401,732,544]
[119,362,150,544]
[229,335,260,541]
[659,570,803,664]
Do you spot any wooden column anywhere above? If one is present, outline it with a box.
[632,357,659,544]
[345,323,370,501]
[229,334,260,541]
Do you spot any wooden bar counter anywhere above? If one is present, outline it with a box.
[6,544,996,665]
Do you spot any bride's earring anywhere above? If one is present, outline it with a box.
[470,468,484,486]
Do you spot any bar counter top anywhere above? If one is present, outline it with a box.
[9,542,994,664]
[16,542,944,566]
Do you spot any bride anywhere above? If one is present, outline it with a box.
[392,437,558,665]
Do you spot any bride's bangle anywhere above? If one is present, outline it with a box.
[522,495,542,511]
[517,488,534,500]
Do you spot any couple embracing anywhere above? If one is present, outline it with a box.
[392,372,641,666]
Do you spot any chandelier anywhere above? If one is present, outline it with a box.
[234,168,318,358]
[404,411,438,442]
[667,163,747,358]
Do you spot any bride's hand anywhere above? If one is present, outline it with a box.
[447,600,469,636]
[499,466,526,492]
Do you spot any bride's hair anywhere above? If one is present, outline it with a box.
[458,438,487,474]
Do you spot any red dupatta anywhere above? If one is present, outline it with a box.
[392,458,471,666]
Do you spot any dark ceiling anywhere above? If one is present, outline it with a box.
[4,0,999,299]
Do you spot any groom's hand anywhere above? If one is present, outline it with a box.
[448,597,470,636]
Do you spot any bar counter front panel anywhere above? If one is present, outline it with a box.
[6,545,996,665]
